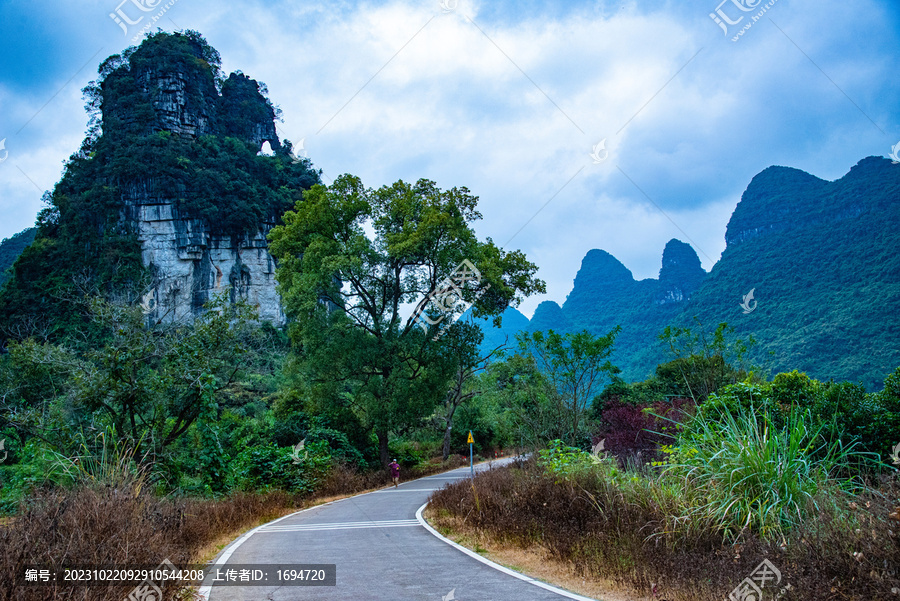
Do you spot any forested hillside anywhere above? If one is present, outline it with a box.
[477,157,900,390]
[0,228,35,287]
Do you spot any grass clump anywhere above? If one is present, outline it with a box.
[661,404,873,541]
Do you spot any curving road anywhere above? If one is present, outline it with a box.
[200,460,597,601]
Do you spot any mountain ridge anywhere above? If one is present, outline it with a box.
[476,156,899,390]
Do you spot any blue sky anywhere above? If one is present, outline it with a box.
[1,0,898,316]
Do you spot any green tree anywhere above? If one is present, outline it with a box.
[71,294,256,454]
[474,352,560,450]
[515,328,620,446]
[658,320,756,403]
[432,320,507,460]
[268,175,544,466]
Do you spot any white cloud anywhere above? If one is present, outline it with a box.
[1,0,897,319]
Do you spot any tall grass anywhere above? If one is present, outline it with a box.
[428,455,900,600]
[49,428,151,491]
[663,404,873,540]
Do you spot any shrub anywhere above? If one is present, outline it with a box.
[228,442,330,493]
[664,404,870,540]
[592,397,694,465]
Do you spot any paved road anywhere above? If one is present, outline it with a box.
[201,460,596,601]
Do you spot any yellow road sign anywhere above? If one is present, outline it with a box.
[467,432,474,444]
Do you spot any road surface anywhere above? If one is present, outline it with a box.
[200,460,597,601]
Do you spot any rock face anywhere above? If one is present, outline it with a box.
[124,186,284,324]
[115,45,286,325]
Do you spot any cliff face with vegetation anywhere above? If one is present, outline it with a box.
[0,229,36,288]
[0,32,318,338]
[477,157,899,390]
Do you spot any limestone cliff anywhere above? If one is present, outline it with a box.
[0,31,318,341]
[123,184,284,324]
[106,35,298,325]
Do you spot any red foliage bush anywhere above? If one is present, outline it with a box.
[593,397,694,463]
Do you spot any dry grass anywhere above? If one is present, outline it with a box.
[0,456,471,601]
[425,508,653,601]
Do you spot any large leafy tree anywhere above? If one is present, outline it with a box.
[268,175,545,466]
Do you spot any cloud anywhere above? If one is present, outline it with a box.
[0,0,898,317]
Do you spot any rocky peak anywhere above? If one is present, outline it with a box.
[656,239,705,305]
[724,157,898,249]
[101,33,278,151]
[574,249,634,286]
[101,33,294,325]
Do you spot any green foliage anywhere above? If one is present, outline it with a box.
[472,352,562,449]
[0,440,74,514]
[865,366,900,458]
[664,404,870,541]
[269,174,544,465]
[701,369,898,462]
[538,439,598,476]
[515,327,620,446]
[69,295,256,453]
[656,320,756,402]
[228,441,330,494]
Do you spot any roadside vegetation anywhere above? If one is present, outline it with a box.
[0,159,542,598]
[428,325,900,601]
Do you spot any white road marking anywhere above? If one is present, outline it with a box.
[374,488,440,492]
[259,519,420,533]
[416,503,599,601]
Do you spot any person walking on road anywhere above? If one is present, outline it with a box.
[389,459,400,487]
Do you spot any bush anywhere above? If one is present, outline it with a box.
[228,442,330,494]
[390,440,428,468]
[593,397,693,465]
[664,404,871,540]
[0,440,74,515]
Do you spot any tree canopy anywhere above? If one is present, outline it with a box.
[268,175,545,465]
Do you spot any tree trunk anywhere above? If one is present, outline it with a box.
[377,428,390,468]
[442,423,452,461]
[442,389,461,461]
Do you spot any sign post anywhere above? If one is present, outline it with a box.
[467,431,474,477]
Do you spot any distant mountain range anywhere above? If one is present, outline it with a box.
[474,157,900,391]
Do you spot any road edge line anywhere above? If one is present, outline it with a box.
[415,502,600,601]
[195,464,478,599]
[197,499,337,599]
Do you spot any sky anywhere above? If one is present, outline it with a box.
[1,0,898,317]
